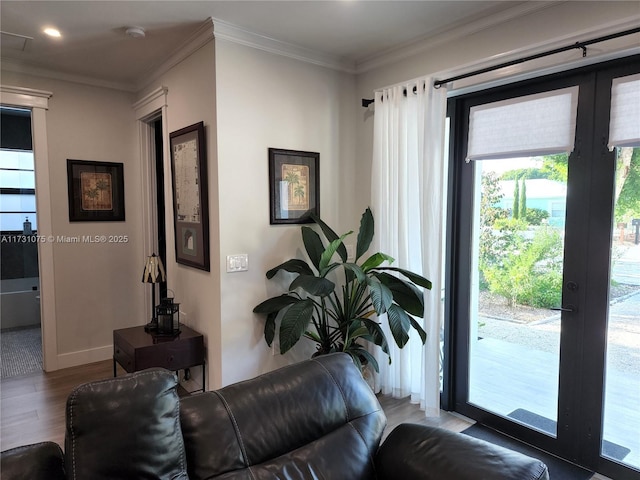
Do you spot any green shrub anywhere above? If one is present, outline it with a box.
[525,208,550,226]
[482,227,563,308]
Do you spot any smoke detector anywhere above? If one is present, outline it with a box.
[125,27,145,38]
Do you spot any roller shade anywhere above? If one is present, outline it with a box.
[467,86,579,162]
[608,73,640,150]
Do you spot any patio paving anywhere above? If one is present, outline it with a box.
[469,242,640,470]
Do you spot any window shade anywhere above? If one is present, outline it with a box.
[466,86,579,162]
[608,73,640,150]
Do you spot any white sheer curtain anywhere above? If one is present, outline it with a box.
[370,77,447,416]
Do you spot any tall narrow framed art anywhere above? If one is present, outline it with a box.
[170,121,210,271]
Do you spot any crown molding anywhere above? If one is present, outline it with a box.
[211,17,356,74]
[0,57,137,92]
[137,19,215,91]
[0,19,215,93]
[435,15,640,95]
[356,1,558,74]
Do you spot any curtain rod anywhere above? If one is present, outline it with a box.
[362,83,424,108]
[433,26,640,88]
[361,26,640,107]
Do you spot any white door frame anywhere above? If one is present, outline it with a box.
[1,85,57,371]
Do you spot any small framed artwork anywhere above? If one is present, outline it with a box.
[269,148,319,224]
[170,121,210,271]
[67,159,125,222]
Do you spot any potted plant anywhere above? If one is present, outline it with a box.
[253,207,431,372]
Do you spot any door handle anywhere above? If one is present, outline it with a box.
[551,304,577,312]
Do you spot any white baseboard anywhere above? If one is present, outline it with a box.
[55,345,112,370]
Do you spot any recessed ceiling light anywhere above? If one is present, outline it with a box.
[43,27,61,38]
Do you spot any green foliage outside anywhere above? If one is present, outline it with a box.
[481,148,639,309]
[615,147,640,224]
[483,226,563,308]
[480,168,563,308]
[512,178,520,219]
[524,208,549,226]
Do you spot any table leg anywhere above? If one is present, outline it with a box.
[113,358,116,377]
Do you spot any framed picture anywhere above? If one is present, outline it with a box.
[170,121,210,271]
[67,159,125,222]
[269,148,319,224]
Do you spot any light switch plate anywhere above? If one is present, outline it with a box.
[227,254,249,272]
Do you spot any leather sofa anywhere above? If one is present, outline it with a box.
[1,353,549,479]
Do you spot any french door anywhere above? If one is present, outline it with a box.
[447,56,640,479]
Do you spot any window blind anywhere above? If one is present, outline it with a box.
[608,72,640,150]
[466,86,579,162]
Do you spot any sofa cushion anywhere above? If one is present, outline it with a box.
[0,441,66,480]
[180,353,386,480]
[64,368,187,480]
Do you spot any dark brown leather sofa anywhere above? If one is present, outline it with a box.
[1,353,549,479]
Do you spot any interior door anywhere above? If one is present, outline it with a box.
[448,56,640,480]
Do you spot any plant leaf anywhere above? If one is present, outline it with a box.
[342,263,366,284]
[360,252,394,272]
[279,299,315,353]
[387,304,411,348]
[319,232,352,273]
[253,294,299,314]
[289,274,335,296]
[409,317,427,344]
[266,259,314,279]
[264,312,277,346]
[375,267,432,290]
[359,317,389,355]
[301,226,324,271]
[350,347,380,373]
[375,272,424,317]
[310,212,348,262]
[366,277,393,314]
[355,207,374,261]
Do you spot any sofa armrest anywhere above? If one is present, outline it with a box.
[376,423,549,480]
[1,441,66,480]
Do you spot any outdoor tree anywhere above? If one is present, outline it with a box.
[615,147,640,223]
[512,178,520,219]
[519,175,527,220]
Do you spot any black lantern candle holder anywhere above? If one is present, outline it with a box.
[155,298,180,336]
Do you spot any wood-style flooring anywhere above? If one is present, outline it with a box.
[0,361,611,479]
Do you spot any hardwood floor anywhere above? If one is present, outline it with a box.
[1,360,113,451]
[0,361,613,479]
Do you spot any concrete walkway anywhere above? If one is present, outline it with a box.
[472,242,639,470]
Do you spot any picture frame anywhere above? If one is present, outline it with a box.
[67,159,125,222]
[269,148,319,225]
[170,121,210,271]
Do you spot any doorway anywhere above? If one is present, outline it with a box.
[0,106,42,378]
[447,56,640,479]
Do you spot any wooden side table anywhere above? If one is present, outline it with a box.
[113,325,205,393]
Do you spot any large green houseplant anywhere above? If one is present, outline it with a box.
[253,208,432,372]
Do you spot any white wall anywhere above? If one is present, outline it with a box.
[355,1,640,208]
[0,71,142,367]
[214,38,359,386]
[135,40,221,389]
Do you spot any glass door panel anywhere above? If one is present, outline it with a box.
[468,155,567,436]
[602,146,640,469]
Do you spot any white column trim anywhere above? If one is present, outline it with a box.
[133,88,169,322]
[0,85,52,109]
[1,85,58,371]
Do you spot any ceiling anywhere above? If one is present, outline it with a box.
[0,1,526,89]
